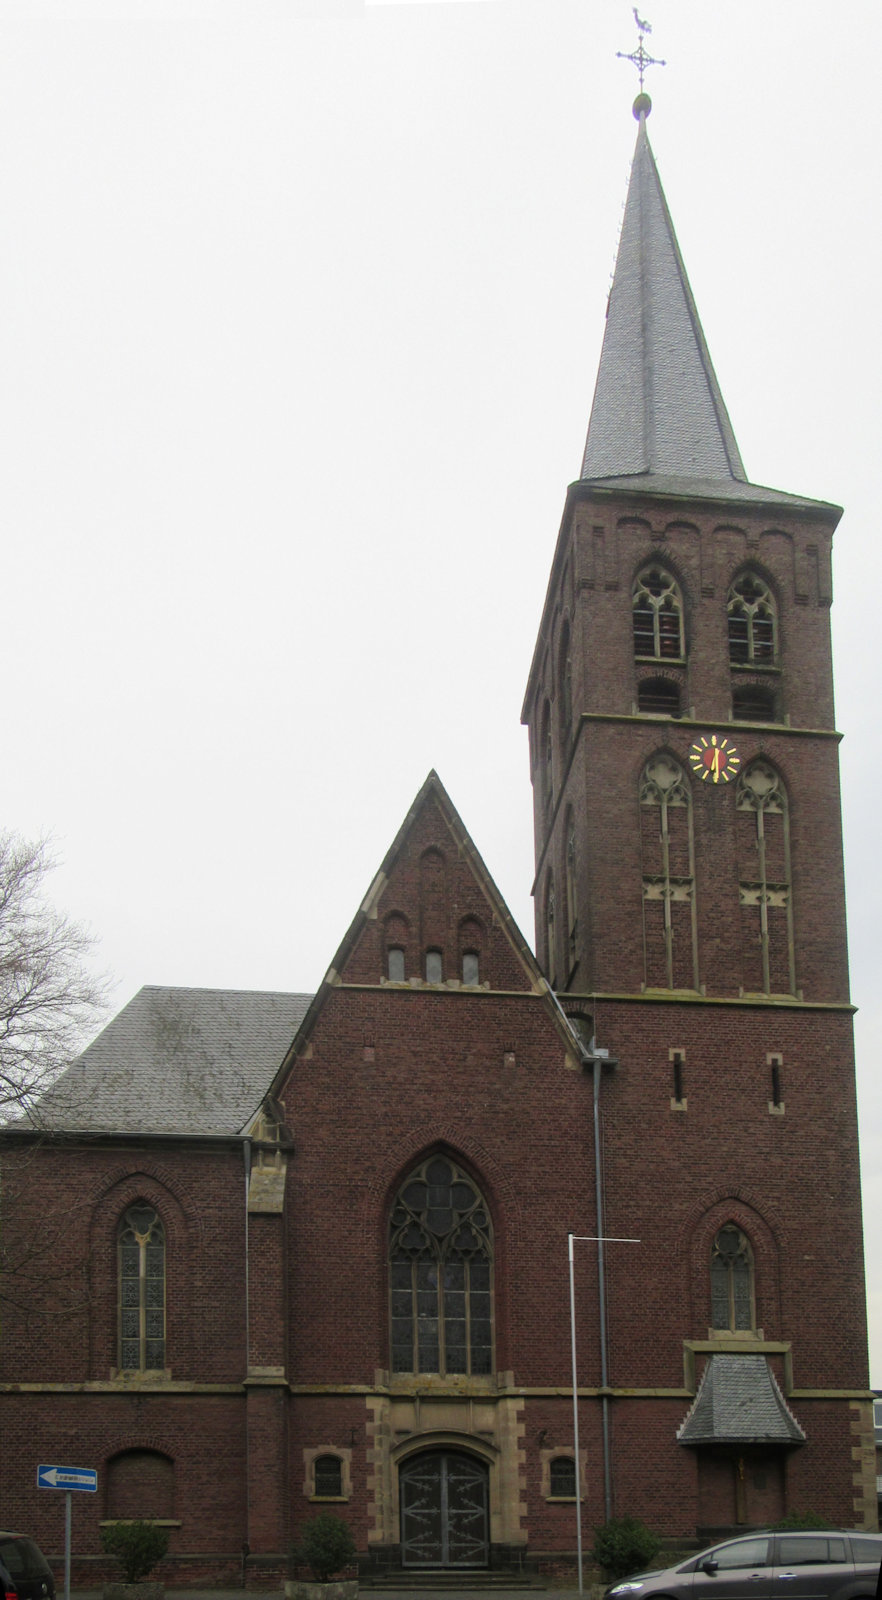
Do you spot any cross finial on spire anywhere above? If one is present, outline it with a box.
[617,7,666,107]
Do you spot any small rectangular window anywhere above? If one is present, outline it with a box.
[462,952,479,985]
[387,947,405,982]
[549,1457,576,1498]
[314,1456,343,1497]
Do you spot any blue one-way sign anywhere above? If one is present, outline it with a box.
[37,1466,97,1493]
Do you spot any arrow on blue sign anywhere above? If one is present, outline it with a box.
[37,1465,97,1492]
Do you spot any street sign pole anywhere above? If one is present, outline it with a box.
[37,1464,98,1600]
[64,1493,71,1600]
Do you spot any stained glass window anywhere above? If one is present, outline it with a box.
[711,1224,754,1332]
[118,1205,165,1372]
[390,1156,493,1377]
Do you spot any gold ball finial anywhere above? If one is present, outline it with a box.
[633,92,652,120]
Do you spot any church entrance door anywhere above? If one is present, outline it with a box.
[399,1451,489,1569]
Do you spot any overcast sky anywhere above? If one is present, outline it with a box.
[1,0,880,1386]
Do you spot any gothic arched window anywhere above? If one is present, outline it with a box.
[711,1224,755,1332]
[640,754,698,990]
[633,567,684,661]
[389,1155,493,1377]
[728,571,777,665]
[118,1204,165,1372]
[736,761,794,995]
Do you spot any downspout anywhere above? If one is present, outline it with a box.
[593,1054,612,1521]
[543,983,617,1522]
[243,1137,252,1563]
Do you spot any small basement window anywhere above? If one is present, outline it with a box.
[549,1457,576,1499]
[313,1456,343,1498]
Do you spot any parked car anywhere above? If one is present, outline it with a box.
[0,1534,55,1600]
[605,1531,882,1600]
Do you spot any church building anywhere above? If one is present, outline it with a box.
[0,96,874,1583]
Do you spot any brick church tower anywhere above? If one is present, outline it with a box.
[522,99,874,1532]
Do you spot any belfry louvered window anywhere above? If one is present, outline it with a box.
[118,1205,166,1372]
[390,1156,493,1377]
[633,567,684,660]
[728,572,777,665]
[711,1224,755,1332]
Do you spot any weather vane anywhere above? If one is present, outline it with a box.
[616,8,666,97]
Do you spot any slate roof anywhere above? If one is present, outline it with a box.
[677,1353,806,1446]
[579,113,838,518]
[30,986,312,1137]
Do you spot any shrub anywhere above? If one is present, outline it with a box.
[100,1521,169,1584]
[293,1512,357,1582]
[770,1511,831,1530]
[591,1515,661,1580]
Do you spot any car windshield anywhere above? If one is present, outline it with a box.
[0,1540,53,1579]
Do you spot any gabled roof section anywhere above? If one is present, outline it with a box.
[28,986,312,1137]
[269,771,580,1089]
[581,112,747,489]
[677,1353,805,1447]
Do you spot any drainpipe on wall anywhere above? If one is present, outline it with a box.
[593,1052,612,1523]
[243,1137,252,1558]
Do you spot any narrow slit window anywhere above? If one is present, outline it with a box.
[388,947,405,982]
[462,952,479,986]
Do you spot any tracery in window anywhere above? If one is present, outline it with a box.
[736,761,794,995]
[389,1155,493,1377]
[640,754,698,990]
[711,1223,755,1332]
[633,567,684,661]
[728,571,777,665]
[118,1204,165,1372]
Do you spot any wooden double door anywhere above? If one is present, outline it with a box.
[400,1450,489,1569]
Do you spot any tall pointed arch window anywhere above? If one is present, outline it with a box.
[711,1224,755,1332]
[633,567,684,661]
[640,754,698,990]
[736,761,795,995]
[728,572,777,665]
[118,1205,165,1372]
[389,1156,493,1377]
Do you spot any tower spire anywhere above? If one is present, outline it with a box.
[580,109,748,489]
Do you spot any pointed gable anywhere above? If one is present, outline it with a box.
[338,772,539,994]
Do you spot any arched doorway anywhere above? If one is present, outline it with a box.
[399,1450,489,1569]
